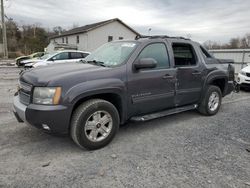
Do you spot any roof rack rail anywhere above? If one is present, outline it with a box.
[135,35,191,40]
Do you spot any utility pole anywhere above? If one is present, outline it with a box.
[1,0,8,58]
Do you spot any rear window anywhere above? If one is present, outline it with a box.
[172,43,197,67]
[82,53,89,58]
[70,52,83,59]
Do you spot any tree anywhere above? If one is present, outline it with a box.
[52,26,64,35]
[5,18,21,52]
[229,38,240,49]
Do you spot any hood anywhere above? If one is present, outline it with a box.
[20,63,108,86]
[21,58,43,64]
[242,65,250,73]
[32,61,50,67]
[15,56,28,61]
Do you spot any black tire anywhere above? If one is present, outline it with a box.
[70,99,120,150]
[16,60,20,67]
[198,85,222,116]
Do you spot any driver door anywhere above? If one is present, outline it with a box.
[48,52,70,65]
[127,42,176,116]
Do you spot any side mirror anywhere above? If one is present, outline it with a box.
[134,58,157,70]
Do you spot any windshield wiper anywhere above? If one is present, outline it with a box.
[85,60,106,67]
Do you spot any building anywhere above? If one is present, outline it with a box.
[210,49,250,73]
[45,42,77,53]
[48,18,140,53]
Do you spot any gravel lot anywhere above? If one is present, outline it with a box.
[0,63,250,188]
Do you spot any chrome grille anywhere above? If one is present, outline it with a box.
[18,80,32,105]
[19,81,32,92]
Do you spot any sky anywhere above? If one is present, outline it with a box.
[6,0,250,43]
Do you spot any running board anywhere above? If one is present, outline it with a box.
[130,104,198,122]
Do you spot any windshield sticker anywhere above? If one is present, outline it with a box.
[121,43,136,47]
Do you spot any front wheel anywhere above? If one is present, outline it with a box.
[70,99,120,150]
[198,85,222,116]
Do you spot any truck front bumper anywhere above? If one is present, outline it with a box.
[13,95,71,134]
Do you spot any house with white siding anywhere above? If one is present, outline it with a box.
[47,18,140,53]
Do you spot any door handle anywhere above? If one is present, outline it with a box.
[162,74,174,79]
[192,71,201,75]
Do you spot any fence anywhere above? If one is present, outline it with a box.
[209,49,250,73]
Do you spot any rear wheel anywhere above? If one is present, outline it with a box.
[70,99,120,150]
[198,85,222,116]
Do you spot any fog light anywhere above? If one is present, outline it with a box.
[42,124,50,130]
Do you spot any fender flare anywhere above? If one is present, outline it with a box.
[200,70,228,102]
[64,79,127,123]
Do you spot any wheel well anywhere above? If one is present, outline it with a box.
[71,93,123,123]
[210,78,226,94]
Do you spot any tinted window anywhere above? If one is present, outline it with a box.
[76,35,79,44]
[82,53,89,58]
[137,43,170,69]
[108,36,113,42]
[172,43,197,66]
[70,52,83,59]
[53,52,69,60]
[66,37,68,44]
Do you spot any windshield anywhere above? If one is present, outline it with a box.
[40,53,55,60]
[85,41,138,67]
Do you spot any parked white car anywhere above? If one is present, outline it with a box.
[23,50,90,68]
[237,65,250,89]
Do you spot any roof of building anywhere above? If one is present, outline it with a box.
[50,18,140,39]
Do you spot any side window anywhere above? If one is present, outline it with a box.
[62,38,64,43]
[70,52,83,59]
[53,52,69,60]
[76,35,79,44]
[66,37,68,44]
[137,43,170,69]
[200,46,212,58]
[82,53,89,58]
[172,43,197,67]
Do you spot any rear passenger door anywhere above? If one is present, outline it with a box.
[172,43,204,106]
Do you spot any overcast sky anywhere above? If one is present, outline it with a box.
[6,0,250,43]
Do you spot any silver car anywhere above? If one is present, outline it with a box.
[23,50,90,68]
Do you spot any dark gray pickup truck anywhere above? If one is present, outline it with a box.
[13,36,235,150]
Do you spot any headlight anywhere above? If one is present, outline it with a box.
[239,70,246,76]
[33,87,61,105]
